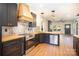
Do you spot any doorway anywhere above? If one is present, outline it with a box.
[65,24,71,35]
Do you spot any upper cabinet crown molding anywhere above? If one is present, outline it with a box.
[17,3,33,22]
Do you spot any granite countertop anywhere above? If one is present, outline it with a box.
[2,34,25,42]
[73,35,79,38]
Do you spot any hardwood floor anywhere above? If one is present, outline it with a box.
[26,35,77,56]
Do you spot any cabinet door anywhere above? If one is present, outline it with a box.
[40,34,44,43]
[3,43,21,56]
[0,3,8,26]
[2,38,25,56]
[76,39,79,55]
[40,34,49,43]
[35,34,40,42]
[7,3,17,26]
[0,47,1,56]
[45,34,49,43]
[73,37,77,50]
[0,43,2,56]
[0,27,1,55]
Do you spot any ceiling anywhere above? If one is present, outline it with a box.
[30,3,79,21]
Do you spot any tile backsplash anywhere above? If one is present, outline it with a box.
[2,27,13,36]
[2,22,29,36]
[13,22,28,34]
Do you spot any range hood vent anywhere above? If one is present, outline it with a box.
[17,3,34,22]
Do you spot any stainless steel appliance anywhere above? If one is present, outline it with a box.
[50,35,59,45]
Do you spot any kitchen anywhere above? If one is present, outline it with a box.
[0,3,79,56]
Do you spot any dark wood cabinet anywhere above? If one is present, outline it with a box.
[26,36,40,50]
[0,27,2,56]
[2,37,25,56]
[76,38,79,55]
[73,36,79,55]
[7,4,17,26]
[39,34,43,43]
[73,37,77,50]
[26,39,33,50]
[0,4,7,26]
[35,34,59,45]
[34,34,40,45]
[0,3,17,26]
[26,38,35,50]
[0,43,2,56]
[44,34,49,43]
[39,34,49,43]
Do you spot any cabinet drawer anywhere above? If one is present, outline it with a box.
[0,48,1,56]
[3,43,21,56]
[3,39,23,47]
[2,37,25,56]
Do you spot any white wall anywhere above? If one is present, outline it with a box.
[36,14,43,31]
[36,15,49,32]
[50,21,75,35]
[42,17,48,32]
[36,14,75,34]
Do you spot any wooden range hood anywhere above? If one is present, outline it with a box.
[17,3,34,22]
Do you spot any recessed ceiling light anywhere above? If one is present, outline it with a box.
[76,14,79,16]
[41,13,44,14]
[51,10,55,12]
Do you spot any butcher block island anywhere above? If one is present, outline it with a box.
[29,31,64,46]
[1,34,25,56]
[26,31,64,54]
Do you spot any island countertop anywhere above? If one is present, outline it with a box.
[2,34,25,42]
[73,35,79,38]
[2,32,64,42]
[29,31,64,35]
